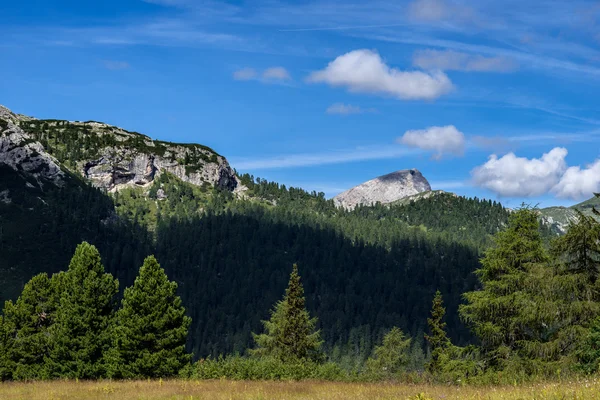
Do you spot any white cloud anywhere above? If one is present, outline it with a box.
[553,160,600,199]
[413,49,517,72]
[399,125,465,158]
[262,67,291,80]
[306,49,453,100]
[233,68,258,80]
[471,148,568,197]
[326,103,376,115]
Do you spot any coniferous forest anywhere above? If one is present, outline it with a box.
[3,151,600,383]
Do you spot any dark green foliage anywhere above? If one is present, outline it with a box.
[577,317,600,374]
[0,316,13,381]
[251,264,323,363]
[551,210,600,299]
[0,165,152,308]
[460,207,549,370]
[45,242,119,379]
[425,291,451,374]
[107,256,192,378]
[365,327,411,378]
[0,273,60,380]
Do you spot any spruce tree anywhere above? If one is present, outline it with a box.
[251,264,323,362]
[459,207,549,370]
[107,256,191,378]
[46,242,118,378]
[425,290,451,375]
[545,211,600,363]
[0,273,60,380]
[366,327,411,376]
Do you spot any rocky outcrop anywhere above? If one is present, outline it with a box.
[333,169,431,209]
[0,109,64,187]
[79,147,240,193]
[0,105,245,194]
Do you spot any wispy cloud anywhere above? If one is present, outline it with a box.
[231,145,420,170]
[325,103,376,115]
[413,49,518,73]
[363,33,600,77]
[233,68,258,81]
[233,66,292,84]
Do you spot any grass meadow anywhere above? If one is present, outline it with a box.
[1,379,600,400]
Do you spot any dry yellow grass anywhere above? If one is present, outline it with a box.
[1,379,599,400]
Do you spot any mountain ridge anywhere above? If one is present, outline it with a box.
[0,105,244,195]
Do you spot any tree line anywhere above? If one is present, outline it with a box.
[2,200,600,382]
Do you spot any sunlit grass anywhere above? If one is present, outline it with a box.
[1,379,600,400]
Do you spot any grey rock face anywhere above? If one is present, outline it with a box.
[0,117,64,187]
[333,169,431,209]
[0,105,245,194]
[79,145,241,192]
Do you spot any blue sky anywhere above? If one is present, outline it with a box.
[2,0,600,207]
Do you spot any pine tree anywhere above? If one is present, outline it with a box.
[251,264,323,362]
[0,273,60,380]
[459,207,549,370]
[45,242,119,378]
[366,327,411,376]
[425,290,451,375]
[107,256,192,378]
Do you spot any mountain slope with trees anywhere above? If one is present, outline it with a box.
[1,105,591,365]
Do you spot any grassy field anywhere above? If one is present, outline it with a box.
[1,379,600,400]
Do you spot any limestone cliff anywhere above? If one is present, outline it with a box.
[333,169,432,209]
[0,105,244,194]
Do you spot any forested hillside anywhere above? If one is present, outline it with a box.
[0,172,510,361]
[0,109,523,362]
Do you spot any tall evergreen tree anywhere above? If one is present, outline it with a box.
[366,327,412,376]
[0,273,60,380]
[45,242,118,378]
[542,211,600,366]
[459,207,549,370]
[107,256,191,378]
[251,264,323,362]
[425,290,451,375]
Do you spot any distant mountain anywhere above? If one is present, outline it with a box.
[333,169,431,209]
[539,196,600,234]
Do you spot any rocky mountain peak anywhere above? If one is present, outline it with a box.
[0,106,245,194]
[333,169,432,209]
